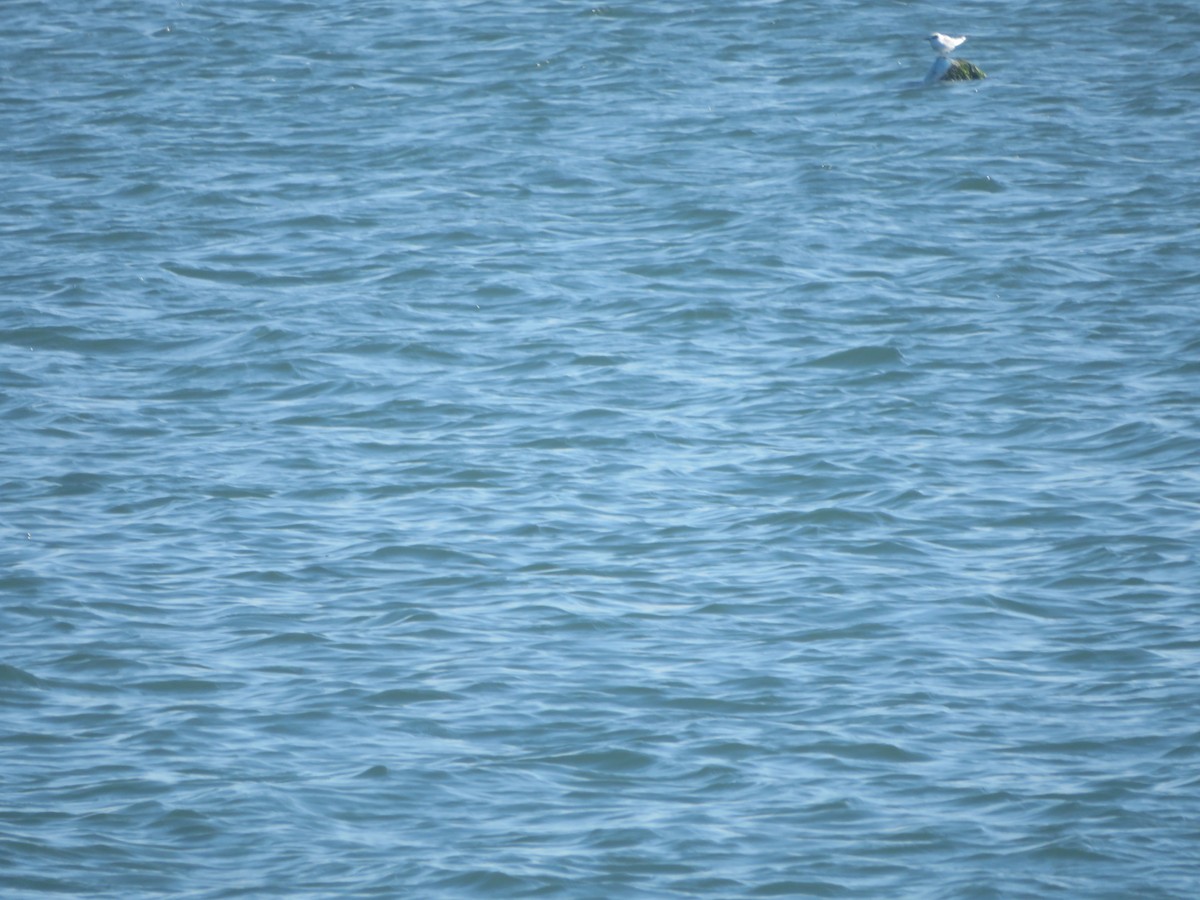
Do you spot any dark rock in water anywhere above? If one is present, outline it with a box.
[944,59,986,81]
[926,57,986,84]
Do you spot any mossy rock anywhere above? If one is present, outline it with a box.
[924,57,986,84]
[940,59,986,82]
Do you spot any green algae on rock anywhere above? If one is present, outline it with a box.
[943,59,986,81]
[926,57,987,83]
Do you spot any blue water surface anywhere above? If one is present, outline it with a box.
[3,1,1199,896]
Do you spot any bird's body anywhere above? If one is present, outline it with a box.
[927,32,967,58]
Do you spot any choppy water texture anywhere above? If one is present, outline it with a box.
[3,1,1200,896]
